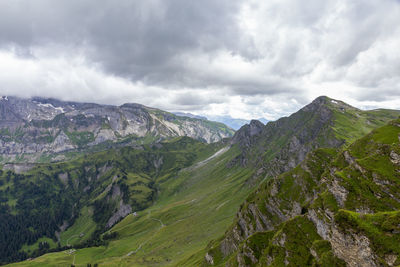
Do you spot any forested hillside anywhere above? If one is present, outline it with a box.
[0,137,220,264]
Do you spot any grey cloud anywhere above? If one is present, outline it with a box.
[172,92,225,106]
[0,0,256,83]
[349,88,400,102]
[0,0,399,121]
[229,82,297,96]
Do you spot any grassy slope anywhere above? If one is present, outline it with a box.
[237,96,400,179]
[1,137,223,264]
[202,118,400,266]
[7,144,257,266]
[5,99,399,266]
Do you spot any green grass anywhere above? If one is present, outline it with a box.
[335,210,400,265]
[4,103,400,266]
[65,131,95,147]
[195,118,400,266]
[7,144,256,266]
[20,237,57,254]
[331,119,400,212]
[331,108,400,145]
[0,136,226,264]
[59,206,97,247]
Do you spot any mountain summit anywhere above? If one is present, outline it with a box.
[229,96,400,179]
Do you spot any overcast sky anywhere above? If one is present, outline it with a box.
[0,0,399,120]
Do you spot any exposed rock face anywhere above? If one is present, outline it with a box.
[204,119,400,266]
[106,200,132,228]
[231,120,264,147]
[218,149,333,258]
[2,163,36,174]
[308,209,378,267]
[0,96,234,162]
[390,151,400,165]
[205,253,214,265]
[230,96,345,178]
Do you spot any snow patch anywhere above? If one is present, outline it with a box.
[37,103,65,113]
[1,96,8,101]
[331,100,338,104]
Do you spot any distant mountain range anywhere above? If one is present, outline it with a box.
[0,96,234,163]
[208,115,269,130]
[173,112,268,130]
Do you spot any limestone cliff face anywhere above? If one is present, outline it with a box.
[205,119,400,267]
[0,96,234,162]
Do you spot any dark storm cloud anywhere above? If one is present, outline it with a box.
[0,0,399,120]
[0,0,255,83]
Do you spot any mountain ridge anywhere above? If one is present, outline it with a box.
[229,95,400,181]
[2,96,400,266]
[0,96,234,163]
[200,112,400,266]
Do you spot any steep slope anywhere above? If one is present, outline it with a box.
[202,119,400,266]
[0,96,234,163]
[0,137,220,264]
[231,96,400,180]
[6,140,256,267]
[4,96,399,267]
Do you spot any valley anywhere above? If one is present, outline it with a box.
[1,96,400,266]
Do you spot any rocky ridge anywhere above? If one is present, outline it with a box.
[229,96,400,180]
[204,118,400,266]
[0,96,234,162]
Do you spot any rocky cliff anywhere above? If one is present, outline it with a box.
[230,96,400,180]
[204,118,400,266]
[0,96,234,162]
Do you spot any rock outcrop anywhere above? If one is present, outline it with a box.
[204,118,400,266]
[0,96,234,162]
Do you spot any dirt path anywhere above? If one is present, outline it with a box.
[124,213,166,258]
[151,218,165,227]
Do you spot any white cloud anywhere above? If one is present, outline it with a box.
[0,0,399,121]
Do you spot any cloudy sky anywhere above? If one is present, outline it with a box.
[0,0,400,120]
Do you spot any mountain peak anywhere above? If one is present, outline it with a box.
[249,119,264,134]
[302,96,358,114]
[231,119,264,147]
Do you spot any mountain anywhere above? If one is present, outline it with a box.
[208,116,269,130]
[0,96,234,163]
[0,137,222,264]
[173,112,208,120]
[230,96,400,180]
[3,96,400,266]
[172,113,269,131]
[201,118,400,267]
